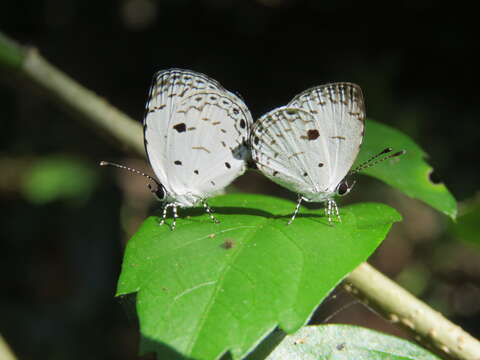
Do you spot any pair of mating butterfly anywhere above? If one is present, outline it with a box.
[102,68,404,230]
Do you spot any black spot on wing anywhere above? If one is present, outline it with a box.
[194,170,199,175]
[225,162,231,169]
[174,160,182,165]
[307,129,320,140]
[173,123,187,133]
[318,163,324,167]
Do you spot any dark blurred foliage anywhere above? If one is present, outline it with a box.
[1,0,479,359]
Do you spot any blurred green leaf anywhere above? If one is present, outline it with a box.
[395,263,430,296]
[117,194,401,360]
[451,200,480,247]
[356,119,457,220]
[21,155,98,205]
[249,324,441,360]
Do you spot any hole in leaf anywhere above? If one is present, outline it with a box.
[428,169,442,184]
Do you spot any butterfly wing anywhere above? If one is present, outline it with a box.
[288,82,365,195]
[144,69,252,205]
[251,107,331,198]
[251,83,365,201]
[144,69,224,183]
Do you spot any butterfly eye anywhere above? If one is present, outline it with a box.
[148,183,166,201]
[336,180,350,196]
[155,186,166,200]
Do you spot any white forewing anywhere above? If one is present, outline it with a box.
[288,83,365,193]
[251,107,323,196]
[251,83,365,202]
[144,69,252,207]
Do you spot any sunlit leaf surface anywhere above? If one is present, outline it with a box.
[357,119,457,219]
[117,194,401,360]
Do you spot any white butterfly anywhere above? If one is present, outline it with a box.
[102,69,253,229]
[251,82,402,224]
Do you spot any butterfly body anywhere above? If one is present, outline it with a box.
[143,69,253,227]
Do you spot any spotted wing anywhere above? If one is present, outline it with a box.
[144,69,252,202]
[251,107,331,198]
[287,83,365,194]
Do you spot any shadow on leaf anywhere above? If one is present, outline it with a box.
[173,206,275,219]
[141,335,197,360]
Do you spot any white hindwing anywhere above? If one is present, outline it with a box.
[251,82,365,202]
[144,69,253,207]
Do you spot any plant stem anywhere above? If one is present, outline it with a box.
[345,262,480,360]
[0,334,18,360]
[0,32,144,157]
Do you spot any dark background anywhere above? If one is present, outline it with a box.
[1,1,479,359]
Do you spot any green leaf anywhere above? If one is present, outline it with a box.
[117,194,401,360]
[249,324,441,360]
[21,155,98,205]
[451,201,480,247]
[356,119,457,220]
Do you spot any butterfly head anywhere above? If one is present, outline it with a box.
[147,182,166,201]
[335,177,356,197]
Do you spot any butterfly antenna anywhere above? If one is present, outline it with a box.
[99,161,161,187]
[350,148,406,175]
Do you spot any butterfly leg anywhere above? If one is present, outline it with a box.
[202,201,220,224]
[332,200,341,223]
[159,203,172,226]
[171,204,178,231]
[326,199,333,224]
[288,195,304,225]
[325,199,341,224]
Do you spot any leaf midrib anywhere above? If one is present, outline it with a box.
[186,216,273,357]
